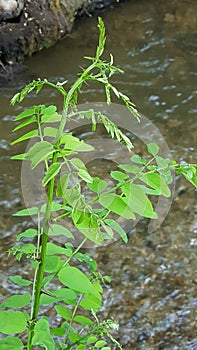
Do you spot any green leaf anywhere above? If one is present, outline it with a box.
[0,336,24,350]
[61,134,94,152]
[76,345,86,350]
[121,183,157,219]
[176,164,197,188]
[74,315,94,326]
[138,185,160,196]
[78,169,93,183]
[95,340,107,348]
[12,116,36,132]
[80,294,101,312]
[63,187,81,207]
[32,318,55,350]
[130,154,146,165]
[42,162,62,186]
[26,141,54,169]
[16,228,37,241]
[14,108,35,121]
[46,242,69,256]
[41,113,61,123]
[147,143,159,156]
[55,305,72,320]
[87,177,108,193]
[52,288,76,303]
[75,253,97,272]
[13,207,38,216]
[110,170,129,182]
[9,275,31,287]
[43,127,58,138]
[41,105,57,115]
[87,336,98,344]
[11,130,38,145]
[101,223,113,239]
[118,164,141,174]
[56,174,69,197]
[44,256,62,273]
[72,210,103,244]
[104,219,128,243]
[48,224,74,239]
[0,293,30,309]
[140,172,171,197]
[51,327,65,336]
[11,153,26,160]
[99,193,136,220]
[68,332,81,343]
[0,311,28,334]
[58,266,101,298]
[70,157,86,170]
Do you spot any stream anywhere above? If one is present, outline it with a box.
[0,0,197,348]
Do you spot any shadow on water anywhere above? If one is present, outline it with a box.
[0,0,196,348]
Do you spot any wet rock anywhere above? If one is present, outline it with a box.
[0,0,118,80]
[0,0,24,21]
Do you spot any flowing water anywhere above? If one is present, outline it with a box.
[0,0,197,348]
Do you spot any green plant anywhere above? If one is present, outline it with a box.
[0,18,196,350]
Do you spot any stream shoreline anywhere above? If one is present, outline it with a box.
[0,0,116,80]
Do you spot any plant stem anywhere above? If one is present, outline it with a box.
[27,153,57,348]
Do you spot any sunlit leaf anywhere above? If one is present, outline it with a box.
[80,294,101,312]
[48,224,74,239]
[78,169,93,183]
[32,318,55,350]
[42,162,62,186]
[72,210,103,244]
[9,275,31,287]
[147,143,159,156]
[110,170,129,182]
[99,193,135,220]
[95,340,107,348]
[44,256,63,273]
[118,164,141,174]
[70,157,87,170]
[104,219,128,243]
[58,266,101,298]
[43,127,58,138]
[140,172,171,197]
[0,311,28,334]
[14,108,35,121]
[87,177,108,193]
[11,153,26,160]
[16,228,37,241]
[13,207,38,216]
[0,336,24,350]
[176,164,197,188]
[0,293,30,309]
[26,141,54,169]
[46,242,69,256]
[130,154,146,165]
[74,315,94,326]
[12,116,36,132]
[121,182,157,219]
[11,130,38,145]
[51,327,65,336]
[55,305,72,320]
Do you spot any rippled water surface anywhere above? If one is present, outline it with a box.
[0,0,196,348]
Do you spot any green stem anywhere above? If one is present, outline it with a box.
[27,153,57,349]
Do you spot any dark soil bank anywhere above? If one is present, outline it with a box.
[0,0,115,79]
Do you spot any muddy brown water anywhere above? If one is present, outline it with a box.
[0,0,197,349]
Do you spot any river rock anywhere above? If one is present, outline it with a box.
[0,0,24,21]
